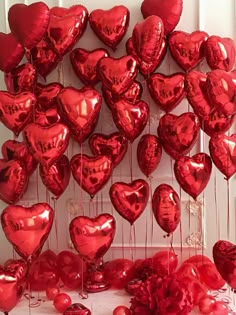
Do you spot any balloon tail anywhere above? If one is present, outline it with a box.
[129,224,136,262]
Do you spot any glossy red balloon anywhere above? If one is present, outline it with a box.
[104,259,134,289]
[137,134,162,177]
[47,5,88,56]
[152,250,178,275]
[35,83,63,110]
[1,203,54,261]
[209,133,236,180]
[35,107,61,127]
[158,112,200,160]
[71,154,113,198]
[8,2,50,49]
[111,99,149,142]
[212,301,229,315]
[148,72,186,112]
[141,0,183,35]
[198,295,216,314]
[69,213,116,262]
[64,303,91,315]
[0,33,24,72]
[174,153,212,200]
[113,305,131,315]
[53,293,72,313]
[98,56,139,95]
[57,87,102,144]
[89,6,130,50]
[0,159,29,204]
[205,36,235,71]
[40,155,70,199]
[198,262,225,290]
[109,179,149,225]
[46,286,60,300]
[89,132,128,167]
[152,184,180,234]
[23,123,70,168]
[168,31,209,71]
[176,263,200,280]
[0,91,36,136]
[2,139,38,176]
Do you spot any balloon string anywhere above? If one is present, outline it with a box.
[79,144,84,215]
[201,193,205,257]
[179,188,183,264]
[149,177,154,253]
[145,195,148,259]
[79,260,88,299]
[122,220,125,259]
[53,198,59,253]
[36,167,39,202]
[214,171,220,240]
[227,179,230,240]
[46,189,50,250]
[129,224,135,262]
[129,142,133,182]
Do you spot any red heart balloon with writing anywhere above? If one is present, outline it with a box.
[70,214,116,262]
[23,123,70,168]
[98,55,139,95]
[1,203,54,261]
[0,91,36,136]
[209,133,236,180]
[57,87,102,144]
[168,31,209,71]
[35,108,61,127]
[89,132,128,167]
[70,48,109,86]
[111,99,149,142]
[47,5,88,56]
[174,153,212,200]
[71,154,113,198]
[35,82,63,110]
[0,33,24,72]
[109,179,149,225]
[148,72,186,112]
[205,36,236,72]
[8,2,50,49]
[89,6,130,50]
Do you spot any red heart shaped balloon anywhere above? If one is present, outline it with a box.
[57,87,102,144]
[209,133,236,180]
[89,132,128,167]
[0,33,24,72]
[168,31,209,71]
[98,56,139,95]
[35,108,61,127]
[111,99,149,142]
[141,0,183,35]
[39,155,70,199]
[0,159,29,204]
[35,82,63,110]
[2,139,38,176]
[174,153,212,200]
[69,214,116,262]
[0,91,36,136]
[137,134,162,177]
[89,6,130,50]
[109,179,149,225]
[4,259,28,282]
[205,36,236,72]
[148,72,186,112]
[23,123,70,168]
[64,303,91,315]
[70,48,109,86]
[1,202,54,261]
[8,2,50,49]
[158,112,200,159]
[152,184,180,235]
[70,154,113,198]
[47,5,88,56]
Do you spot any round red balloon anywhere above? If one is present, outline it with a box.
[53,293,72,313]
[104,259,134,289]
[113,305,131,315]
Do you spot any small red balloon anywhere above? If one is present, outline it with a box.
[198,295,216,314]
[46,286,60,300]
[53,293,72,313]
[212,301,229,315]
[113,305,131,315]
[104,259,134,289]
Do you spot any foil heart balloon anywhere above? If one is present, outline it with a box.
[158,112,200,160]
[137,134,162,177]
[89,6,130,50]
[148,72,186,112]
[0,91,36,136]
[0,159,29,204]
[1,202,54,261]
[98,56,139,95]
[64,303,91,315]
[70,48,109,86]
[168,31,209,71]
[70,214,116,262]
[35,108,61,126]
[8,2,50,49]
[2,139,38,176]
[209,134,236,180]
[0,33,24,72]
[57,87,102,144]
[111,99,149,142]
[141,0,183,35]
[152,184,180,235]
[47,5,88,56]
[109,179,149,225]
[70,154,113,198]
[39,155,70,199]
[205,36,236,71]
[35,82,63,110]
[89,132,128,167]
[23,123,70,168]
[174,153,212,200]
